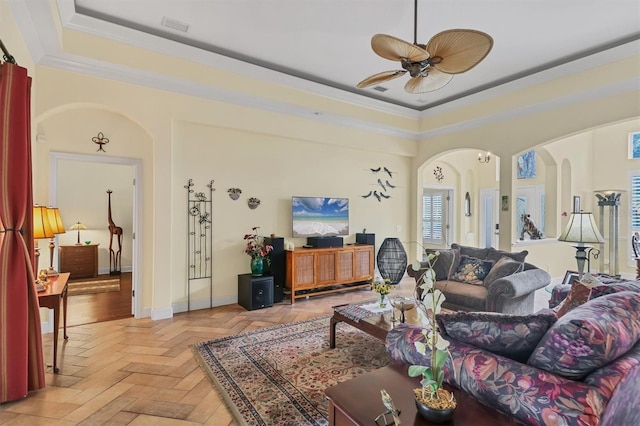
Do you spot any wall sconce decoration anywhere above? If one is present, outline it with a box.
[92,131,110,152]
[247,197,261,209]
[465,192,471,216]
[433,166,444,182]
[478,152,491,163]
[227,188,242,200]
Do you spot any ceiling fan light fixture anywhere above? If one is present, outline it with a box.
[356,1,493,95]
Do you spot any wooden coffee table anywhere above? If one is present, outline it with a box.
[325,363,520,426]
[330,301,422,348]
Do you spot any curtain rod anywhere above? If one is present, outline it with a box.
[0,38,17,65]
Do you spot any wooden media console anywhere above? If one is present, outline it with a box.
[285,245,374,304]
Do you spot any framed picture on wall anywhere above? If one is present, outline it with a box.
[628,131,640,159]
[517,150,536,179]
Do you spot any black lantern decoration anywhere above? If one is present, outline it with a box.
[377,237,408,284]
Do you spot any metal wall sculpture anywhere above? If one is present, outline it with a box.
[185,179,215,311]
[106,190,123,275]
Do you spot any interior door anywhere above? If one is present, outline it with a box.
[479,188,499,248]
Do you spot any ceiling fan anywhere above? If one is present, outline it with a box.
[357,0,493,94]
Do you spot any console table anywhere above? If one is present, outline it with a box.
[59,243,99,279]
[37,272,70,373]
[285,245,373,304]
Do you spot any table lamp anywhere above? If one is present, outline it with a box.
[46,207,66,276]
[557,212,605,280]
[69,221,87,245]
[33,205,54,283]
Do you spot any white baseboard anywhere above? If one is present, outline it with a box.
[150,306,173,320]
[172,295,236,314]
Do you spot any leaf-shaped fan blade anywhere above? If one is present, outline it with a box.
[426,29,493,74]
[357,70,407,89]
[404,68,453,94]
[371,34,429,62]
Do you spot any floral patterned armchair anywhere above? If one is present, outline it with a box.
[386,291,640,426]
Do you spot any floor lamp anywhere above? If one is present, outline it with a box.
[33,205,54,284]
[558,212,605,280]
[595,191,622,276]
[46,207,66,276]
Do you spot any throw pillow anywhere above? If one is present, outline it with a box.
[424,248,456,281]
[436,311,557,363]
[451,243,491,260]
[450,255,494,285]
[486,248,529,263]
[528,291,640,380]
[553,280,592,317]
[482,256,524,287]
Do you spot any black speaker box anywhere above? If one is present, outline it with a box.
[307,236,343,248]
[238,274,273,311]
[356,233,375,246]
[264,236,284,303]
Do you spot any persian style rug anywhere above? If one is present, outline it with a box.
[68,278,120,296]
[192,315,391,426]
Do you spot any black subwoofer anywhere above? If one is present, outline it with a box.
[238,274,274,311]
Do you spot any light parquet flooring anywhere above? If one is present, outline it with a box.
[1,277,417,425]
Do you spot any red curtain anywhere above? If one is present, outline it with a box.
[0,62,44,403]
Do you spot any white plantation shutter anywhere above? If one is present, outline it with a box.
[631,173,640,229]
[423,190,446,244]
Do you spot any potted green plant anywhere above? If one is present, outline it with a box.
[408,251,457,423]
[243,226,272,276]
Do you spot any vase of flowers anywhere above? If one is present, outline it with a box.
[244,227,273,276]
[371,277,392,308]
[408,251,457,423]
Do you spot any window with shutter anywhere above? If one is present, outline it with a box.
[423,189,449,245]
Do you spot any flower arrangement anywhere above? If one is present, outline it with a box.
[243,227,273,259]
[371,278,392,296]
[371,277,392,307]
[408,251,457,414]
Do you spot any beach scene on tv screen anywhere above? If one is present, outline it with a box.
[292,197,349,237]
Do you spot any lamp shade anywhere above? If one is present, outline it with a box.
[46,207,66,234]
[33,205,54,239]
[558,212,605,245]
[69,222,87,231]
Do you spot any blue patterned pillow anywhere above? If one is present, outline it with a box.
[436,311,557,363]
[450,255,494,285]
[528,291,640,380]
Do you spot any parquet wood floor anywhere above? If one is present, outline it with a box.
[0,277,416,425]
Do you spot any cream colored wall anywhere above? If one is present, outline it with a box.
[30,66,414,316]
[171,121,412,307]
[413,119,640,280]
[34,105,154,310]
[4,3,638,318]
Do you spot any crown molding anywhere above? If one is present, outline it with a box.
[8,0,640,143]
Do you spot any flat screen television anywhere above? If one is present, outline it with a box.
[292,197,349,237]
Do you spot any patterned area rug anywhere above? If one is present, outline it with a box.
[68,278,120,296]
[192,315,392,426]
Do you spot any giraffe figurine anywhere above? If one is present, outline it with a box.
[107,190,123,274]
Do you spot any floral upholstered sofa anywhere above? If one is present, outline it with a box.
[386,291,640,426]
[407,243,550,315]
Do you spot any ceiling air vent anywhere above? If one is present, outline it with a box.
[373,86,388,93]
[161,17,190,33]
